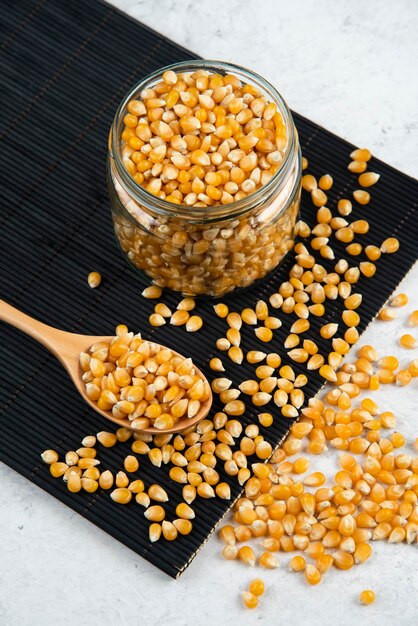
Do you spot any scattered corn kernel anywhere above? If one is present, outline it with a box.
[248,578,265,597]
[359,590,376,606]
[242,591,258,609]
[381,238,400,254]
[400,334,416,349]
[87,271,101,289]
[358,172,380,187]
[142,285,162,299]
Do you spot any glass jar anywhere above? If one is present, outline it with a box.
[108,60,301,297]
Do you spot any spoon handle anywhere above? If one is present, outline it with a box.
[0,298,64,356]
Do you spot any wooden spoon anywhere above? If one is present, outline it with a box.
[0,299,212,434]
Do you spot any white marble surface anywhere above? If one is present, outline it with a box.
[1,1,417,625]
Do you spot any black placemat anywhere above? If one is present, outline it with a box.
[0,0,417,579]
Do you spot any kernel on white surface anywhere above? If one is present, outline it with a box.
[1,1,417,625]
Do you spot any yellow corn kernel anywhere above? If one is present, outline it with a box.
[319,365,337,382]
[291,319,310,334]
[258,412,273,427]
[353,189,371,205]
[304,472,326,487]
[258,552,280,569]
[348,160,367,173]
[149,523,162,543]
[248,578,265,597]
[226,311,242,330]
[213,303,229,318]
[81,477,99,493]
[197,482,216,498]
[115,471,129,487]
[381,237,400,253]
[301,174,317,192]
[110,487,132,504]
[287,348,309,363]
[175,502,195,520]
[96,431,117,448]
[161,520,178,541]
[82,467,100,480]
[391,431,405,448]
[170,310,189,326]
[390,293,408,307]
[318,174,333,190]
[135,492,151,507]
[288,555,306,573]
[359,590,376,606]
[246,351,266,365]
[99,470,114,490]
[380,304,398,321]
[396,370,412,386]
[123,455,139,473]
[269,293,284,308]
[264,355,280,371]
[338,198,353,216]
[226,328,241,347]
[144,505,165,522]
[216,338,231,351]
[87,270,102,290]
[354,543,372,564]
[255,327,273,342]
[41,449,59,465]
[311,188,328,207]
[209,357,225,372]
[342,310,360,327]
[216,482,232,499]
[49,462,68,478]
[358,171,380,187]
[305,564,321,585]
[116,428,131,443]
[142,285,162,299]
[241,308,257,325]
[238,545,256,567]
[146,484,168,502]
[149,313,166,327]
[169,466,188,484]
[408,310,418,327]
[335,227,354,243]
[242,591,258,609]
[128,479,145,493]
[379,355,398,371]
[173,518,193,535]
[75,446,95,461]
[320,323,338,339]
[400,334,416,349]
[220,540,238,561]
[332,550,354,570]
[350,148,372,161]
[177,297,196,311]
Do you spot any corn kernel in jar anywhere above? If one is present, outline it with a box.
[108,61,301,297]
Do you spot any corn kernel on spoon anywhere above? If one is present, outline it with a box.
[0,299,212,433]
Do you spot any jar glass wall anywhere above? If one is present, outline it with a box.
[108,60,301,297]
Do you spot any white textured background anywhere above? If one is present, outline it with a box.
[0,1,417,625]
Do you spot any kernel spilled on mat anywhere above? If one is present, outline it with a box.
[45,138,418,611]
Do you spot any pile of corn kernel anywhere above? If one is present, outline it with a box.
[43,145,417,609]
[120,68,287,206]
[79,329,210,430]
[218,326,417,609]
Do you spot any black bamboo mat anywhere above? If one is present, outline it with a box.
[0,0,417,579]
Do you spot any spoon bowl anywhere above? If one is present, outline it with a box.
[0,299,212,434]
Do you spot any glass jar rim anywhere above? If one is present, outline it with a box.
[110,59,297,221]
